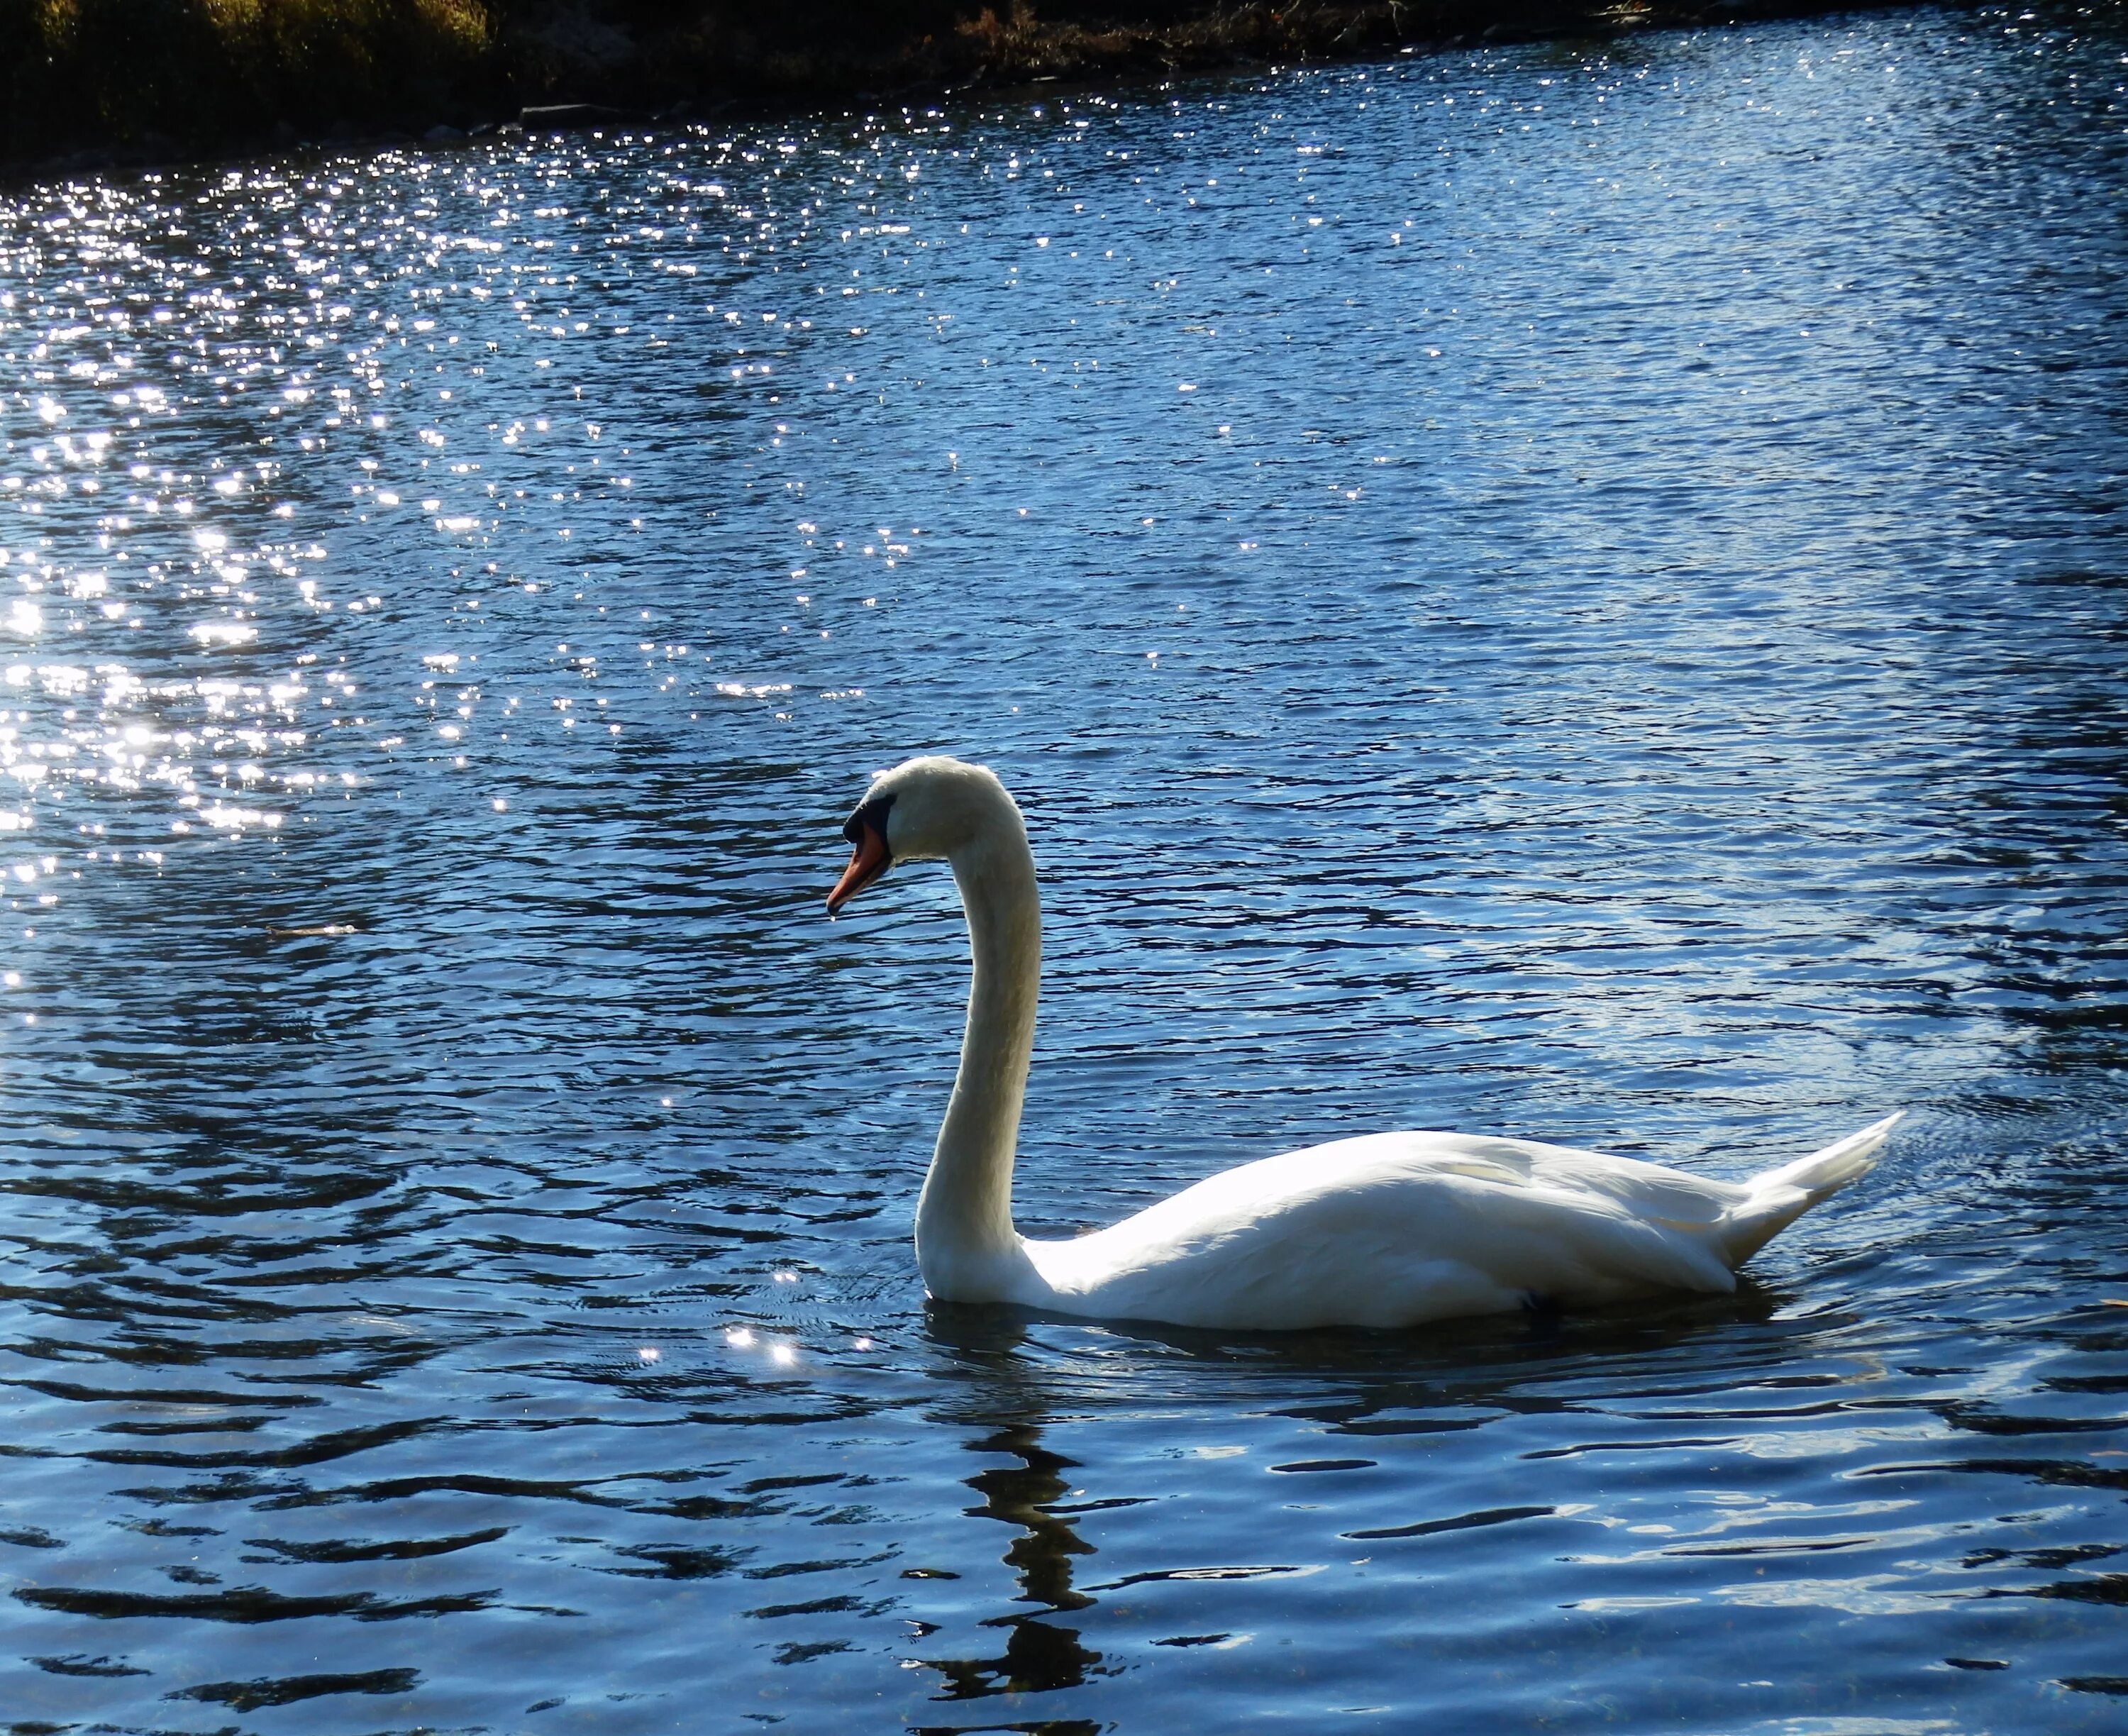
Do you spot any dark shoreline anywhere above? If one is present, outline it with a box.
[4,0,1927,183]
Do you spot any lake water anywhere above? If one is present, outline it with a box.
[1,6,2124,1730]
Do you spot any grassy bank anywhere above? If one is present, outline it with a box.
[4,0,499,160]
[4,0,1909,168]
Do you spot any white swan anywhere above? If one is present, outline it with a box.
[826,756,1900,1331]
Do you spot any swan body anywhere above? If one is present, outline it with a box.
[827,756,1900,1332]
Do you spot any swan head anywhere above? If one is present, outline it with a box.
[826,756,1021,914]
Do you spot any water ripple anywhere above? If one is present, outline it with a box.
[0,7,2123,1730]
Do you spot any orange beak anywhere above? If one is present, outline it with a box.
[826,821,891,915]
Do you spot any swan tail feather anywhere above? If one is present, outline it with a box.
[1720,1112,1903,1266]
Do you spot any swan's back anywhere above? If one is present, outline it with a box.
[1023,1124,1891,1331]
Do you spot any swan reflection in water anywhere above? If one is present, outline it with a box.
[903,1280,1805,1718]
[912,1306,1106,1713]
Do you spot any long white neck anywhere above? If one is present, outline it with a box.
[914,819,1042,1302]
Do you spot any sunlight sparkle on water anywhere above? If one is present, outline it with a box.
[0,21,2121,1728]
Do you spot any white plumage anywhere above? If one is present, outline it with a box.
[826,756,1899,1332]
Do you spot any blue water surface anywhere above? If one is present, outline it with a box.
[0,5,2124,1730]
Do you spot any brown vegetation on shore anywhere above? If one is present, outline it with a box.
[2,0,1899,169]
[4,0,500,159]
